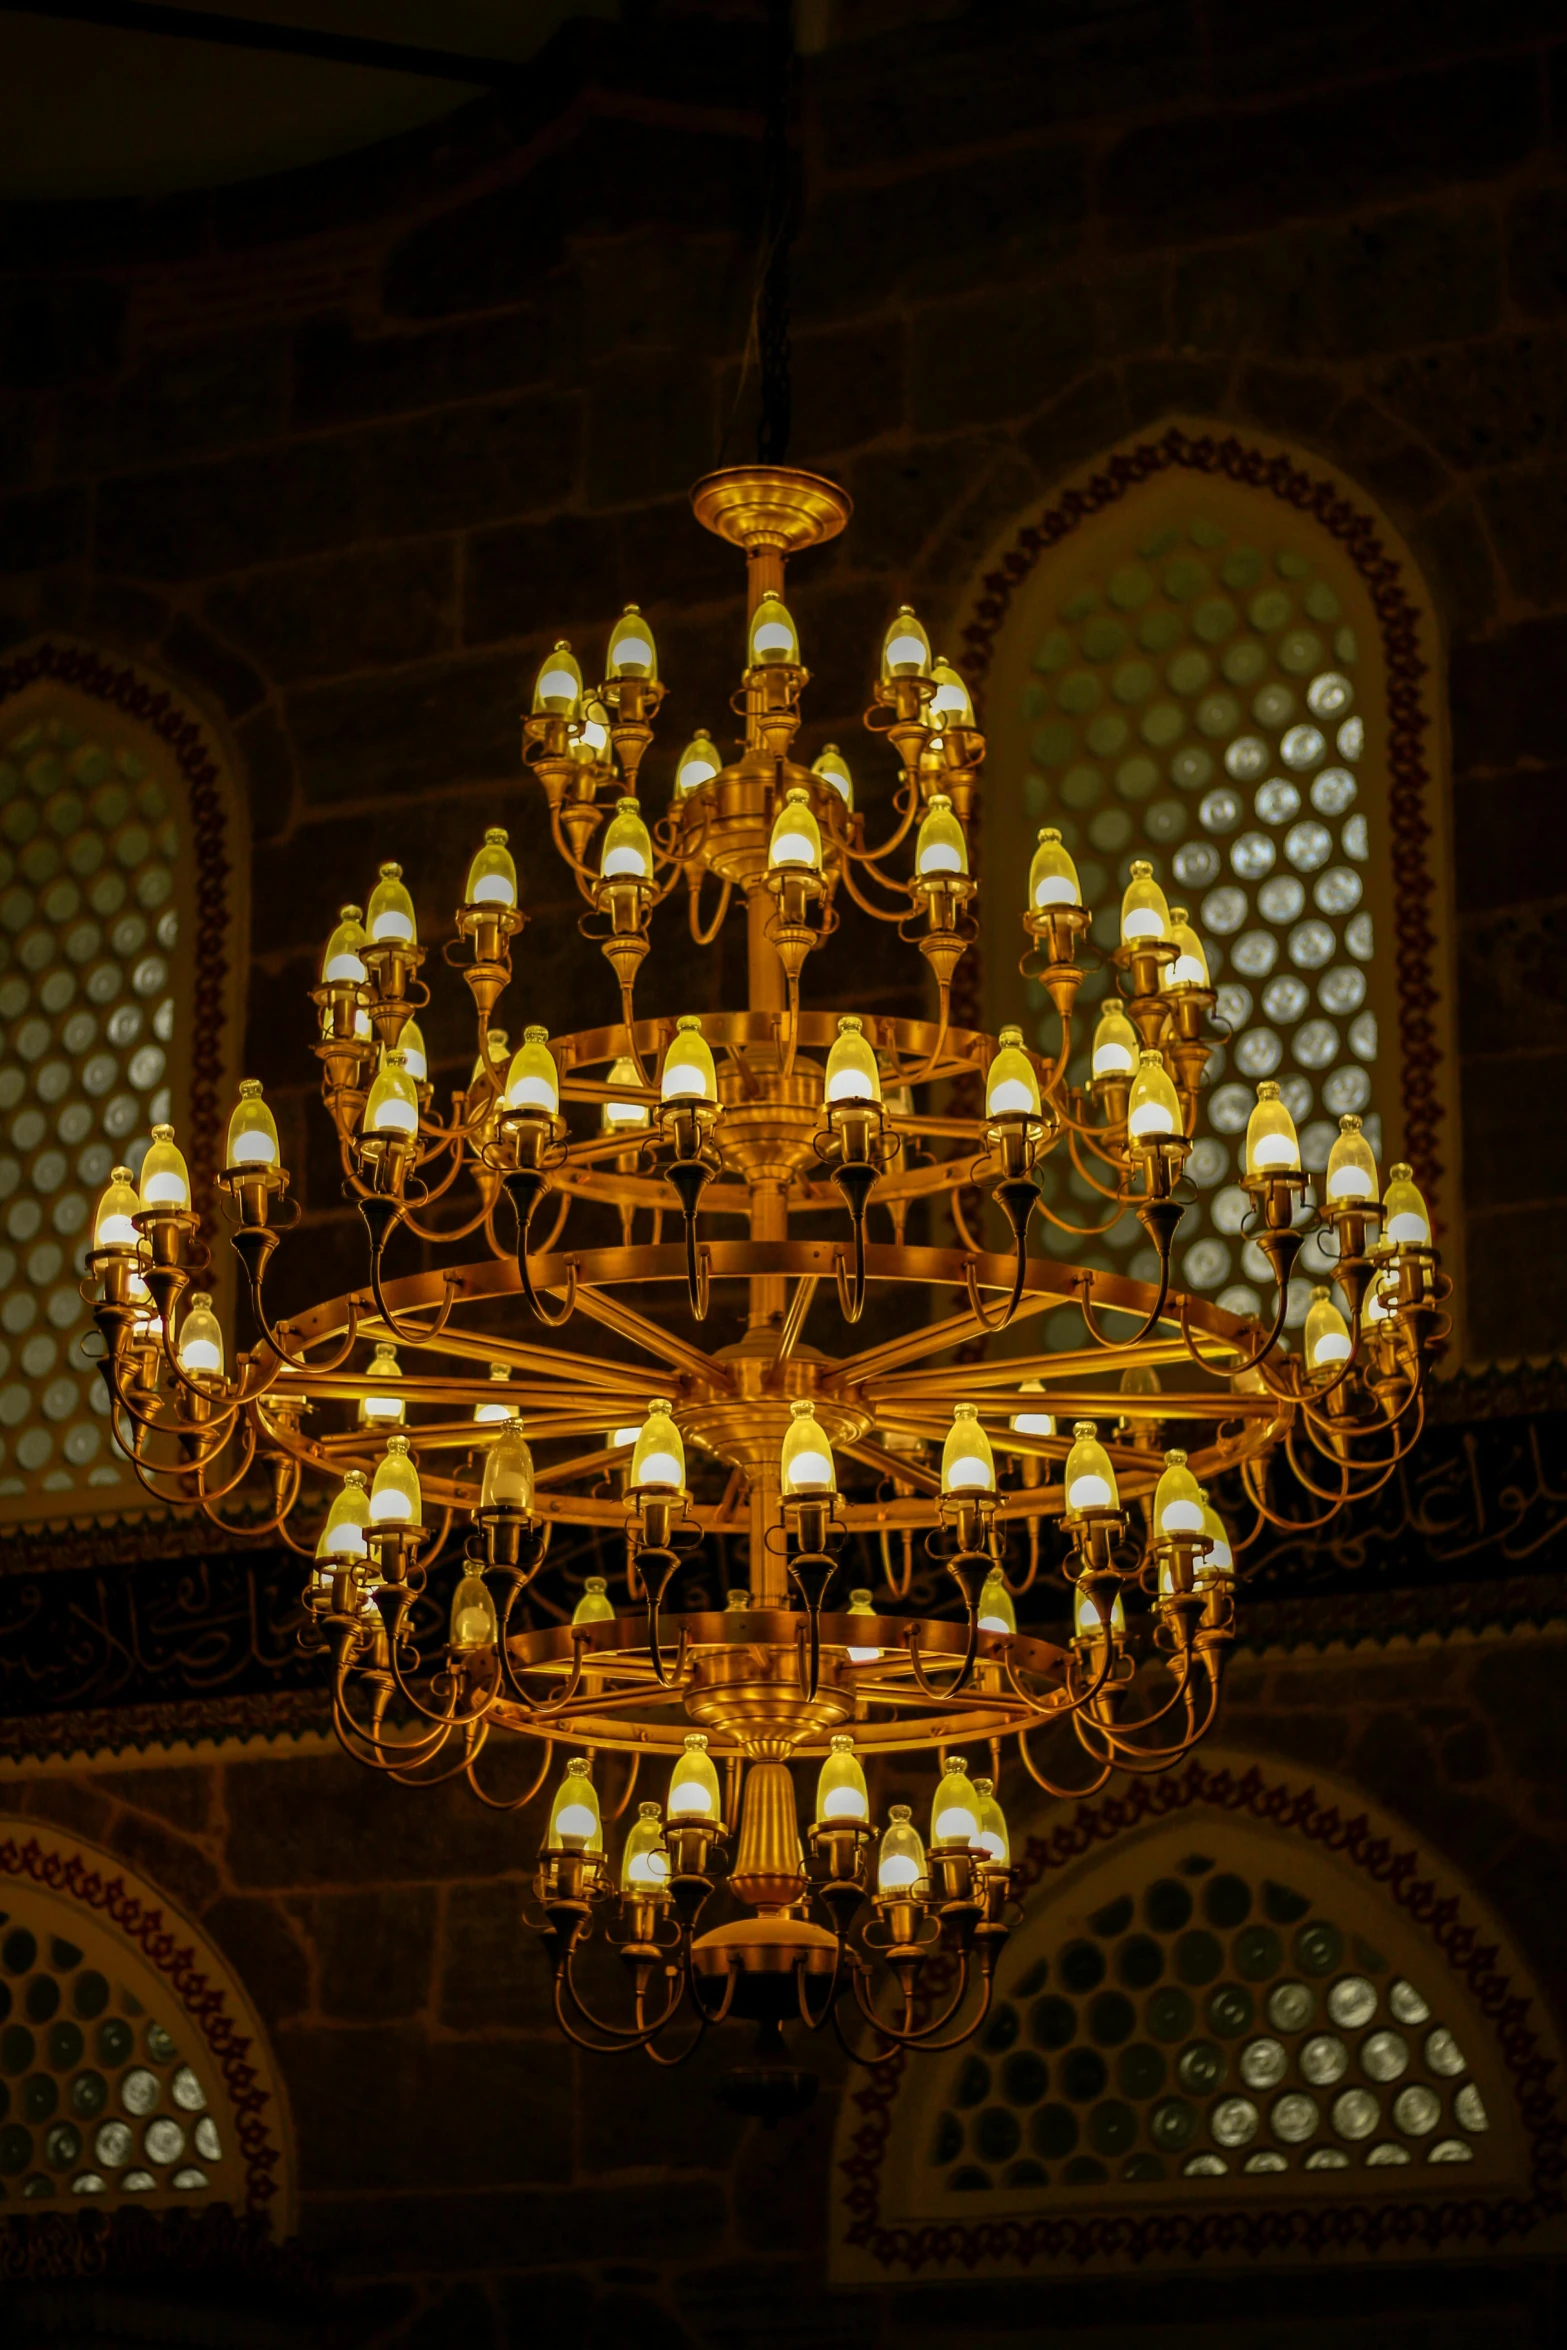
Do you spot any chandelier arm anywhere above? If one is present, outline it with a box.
[769,1273,819,1374]
[778,965,802,1082]
[461,1734,557,1812]
[836,1437,942,1497]
[1239,1450,1345,1534]
[1003,1627,1117,1722]
[381,1627,504,1732]
[398,1191,503,1246]
[1074,1660,1222,1768]
[546,803,603,898]
[835,852,916,926]
[687,869,734,948]
[244,1276,364,1379]
[882,983,955,1090]
[329,1673,461,1770]
[833,1219,868,1326]
[551,1961,687,2055]
[902,1609,982,1704]
[1084,1644,1206,1743]
[849,1949,984,2051]
[1064,1122,1133,1193]
[368,1251,463,1348]
[795,1933,846,2034]
[200,1451,300,1541]
[600,1750,643,1824]
[189,1413,262,1507]
[1177,1273,1289,1379]
[1075,1251,1173,1353]
[1015,1721,1116,1798]
[840,775,918,872]
[570,1283,732,1392]
[1283,1417,1408,1507]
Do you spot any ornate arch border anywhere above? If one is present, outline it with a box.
[0,1815,295,2236]
[832,1755,1565,2276]
[0,637,246,1224]
[953,423,1455,1247]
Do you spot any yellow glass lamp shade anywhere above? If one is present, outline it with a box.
[621,1801,670,1891]
[749,591,799,667]
[824,1014,881,1105]
[470,1030,507,1092]
[845,1588,881,1664]
[358,1340,406,1426]
[1120,859,1171,946]
[1384,1163,1432,1246]
[668,1731,720,1820]
[985,1025,1041,1119]
[1325,1114,1378,1203]
[1198,1490,1233,1575]
[931,1756,981,1848]
[474,1362,513,1423]
[1028,827,1081,910]
[1163,909,1211,989]
[93,1167,142,1250]
[572,1576,615,1628]
[549,1757,603,1852]
[1304,1286,1353,1369]
[812,745,854,808]
[877,1804,926,1895]
[504,1027,560,1117]
[321,903,367,985]
[532,640,583,717]
[660,1016,717,1104]
[176,1292,223,1379]
[977,1566,1016,1635]
[781,1398,835,1495]
[367,862,416,946]
[769,787,822,871]
[1245,1080,1301,1177]
[632,1400,685,1491]
[610,1423,640,1451]
[601,1053,652,1132]
[365,1051,420,1137]
[915,794,968,877]
[972,1778,1010,1867]
[941,1403,995,1494]
[394,1020,429,1086]
[1091,999,1138,1081]
[466,827,517,908]
[1362,1273,1396,1330]
[1153,1448,1204,1536]
[816,1734,869,1824]
[370,1433,422,1526]
[571,696,612,768]
[318,1470,371,1560]
[928,657,975,731]
[449,1568,498,1653]
[1128,1049,1181,1142]
[481,1415,535,1513]
[1065,1420,1119,1516]
[880,604,931,680]
[600,796,653,882]
[675,730,720,796]
[1010,1379,1055,1439]
[226,1078,279,1168]
[140,1124,191,1210]
[607,603,657,681]
[1073,1581,1127,1640]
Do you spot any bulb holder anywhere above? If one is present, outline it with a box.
[664,1816,724,1894]
[985,1108,1046,1180]
[1244,1168,1309,1233]
[87,1241,146,1308]
[217,1159,289,1229]
[536,1845,607,1907]
[131,1205,201,1274]
[596,872,653,939]
[659,1097,721,1164]
[938,1486,996,1554]
[782,1489,837,1557]
[809,1816,872,1886]
[497,1105,562,1173]
[1113,937,1176,1003]
[1152,1531,1209,1599]
[474,1502,536,1571]
[366,1522,424,1583]
[824,1097,888,1170]
[617,1889,667,1951]
[874,1890,928,1955]
[1067,1508,1127,1575]
[456,896,525,980]
[632,1484,684,1551]
[355,1128,418,1199]
[1134,1134,1191,1200]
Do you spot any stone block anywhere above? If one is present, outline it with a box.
[1122,356,1232,431]
[1236,363,1342,443]
[842,430,1018,576]
[94,1762,213,1834]
[1329,206,1502,357]
[160,610,267,723]
[293,310,550,431]
[1218,1706,1349,1770]
[1102,57,1538,245]
[223,1747,553,1892]
[402,2281,499,2350]
[911,281,1097,434]
[1368,332,1567,470]
[1322,396,1450,516]
[720,317,907,473]
[115,331,289,469]
[1476,460,1567,604]
[1472,1638,1567,1785]
[233,702,299,846]
[577,2024,744,2176]
[1462,1046,1567,1209]
[299,2176,724,2275]
[558,233,753,378]
[202,1893,312,2024]
[796,144,1090,325]
[276,2023,575,2193]
[205,540,459,687]
[0,485,87,573]
[1508,185,1567,321]
[1455,897,1567,1058]
[466,499,736,649]
[286,655,522,814]
[1021,369,1135,482]
[438,1879,551,2034]
[1451,615,1567,772]
[311,1885,440,2024]
[674,2258,865,2350]
[99,1803,223,1917]
[586,346,718,509]
[1408,495,1500,642]
[915,447,1044,604]
[1464,1202,1567,1361]
[18,1773,116,1842]
[1452,766,1567,913]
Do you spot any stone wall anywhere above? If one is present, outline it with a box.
[0,1,1560,1350]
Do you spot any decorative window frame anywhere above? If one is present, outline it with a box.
[0,1813,294,2237]
[0,639,247,1530]
[954,423,1462,1345]
[830,1747,1566,2281]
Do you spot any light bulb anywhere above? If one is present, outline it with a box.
[548,1756,603,1852]
[941,1403,995,1495]
[668,1731,720,1819]
[824,1014,881,1105]
[393,1021,428,1086]
[1245,1081,1301,1177]
[226,1079,278,1169]
[572,1576,615,1628]
[976,1566,1016,1635]
[768,787,822,871]
[621,1801,669,1891]
[880,604,931,679]
[321,904,367,984]
[365,1052,419,1137]
[811,745,853,808]
[749,591,799,667]
[845,1588,880,1664]
[1153,1448,1204,1535]
[571,696,611,767]
[358,1341,406,1426]
[1073,1581,1127,1639]
[877,1803,926,1895]
[1028,827,1080,910]
[367,861,416,946]
[930,1756,981,1848]
[781,1398,835,1495]
[317,1470,370,1560]
[481,1414,535,1512]
[606,603,657,681]
[816,1734,868,1823]
[1064,1420,1119,1517]
[93,1167,142,1250]
[504,1027,560,1117]
[140,1124,191,1210]
[1325,1114,1379,1203]
[473,1363,513,1423]
[985,1025,1041,1119]
[465,827,517,908]
[449,1569,498,1653]
[927,656,974,730]
[915,794,967,877]
[1120,859,1171,946]
[1198,1489,1233,1574]
[599,797,653,882]
[972,1777,1009,1866]
[1162,908,1211,989]
[675,730,720,796]
[1304,1285,1352,1369]
[370,1434,421,1526]
[1009,1380,1054,1439]
[660,1016,717,1105]
[631,1400,685,1491]
[601,1053,652,1131]
[1383,1163,1432,1246]
[1091,1000,1138,1080]
[176,1292,223,1378]
[1127,1050,1181,1141]
[532,641,583,717]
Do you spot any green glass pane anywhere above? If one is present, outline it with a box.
[1111,661,1156,707]
[1107,566,1154,611]
[1117,1936,1164,1991]
[1085,712,1129,758]
[1144,797,1187,842]
[1150,2096,1197,2151]
[1147,1987,1195,2043]
[1002,2050,1049,2107]
[949,2164,991,2191]
[1304,582,1342,623]
[1123,2152,1165,2181]
[1057,672,1101,716]
[1144,1879,1193,1934]
[1030,2103,1079,2159]
[1088,1992,1136,2047]
[1004,2158,1048,2189]
[1262,1880,1311,1925]
[1203,1874,1252,1929]
[1207,1983,1253,2037]
[1089,808,1132,853]
[1034,630,1075,673]
[1118,2042,1166,2100]
[1062,587,1098,622]
[1166,649,1211,694]
[1032,721,1077,767]
[1163,559,1209,602]
[1116,756,1160,801]
[1175,1931,1223,1985]
[1061,2048,1108,2103]
[983,2002,1019,2054]
[1234,1925,1283,1982]
[1082,617,1128,662]
[1030,1997,1077,2051]
[1063,2155,1108,2185]
[1141,703,1185,749]
[1088,2099,1137,2156]
[1177,2041,1225,2093]
[1250,589,1293,632]
[1275,549,1310,580]
[1137,610,1183,653]
[1059,1941,1106,1994]
[1061,765,1103,809]
[1090,1895,1134,1938]
[930,2112,962,2164]
[953,2054,990,2107]
[975,2106,1021,2162]
[1295,1921,1344,1976]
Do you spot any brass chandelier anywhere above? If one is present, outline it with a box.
[83,466,1450,2104]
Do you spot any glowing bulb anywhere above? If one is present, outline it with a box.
[1304,1285,1353,1369]
[749,592,799,667]
[1383,1163,1432,1246]
[572,1577,615,1628]
[1120,859,1171,946]
[985,1025,1041,1119]
[1092,1000,1138,1080]
[927,656,974,730]
[480,1415,535,1513]
[367,862,416,946]
[1162,908,1211,989]
[824,1014,881,1105]
[599,797,653,881]
[631,1400,685,1491]
[226,1079,278,1169]
[1064,1420,1118,1517]
[816,1734,869,1824]
[880,604,931,679]
[660,1015,717,1105]
[940,1403,995,1494]
[621,1801,669,1890]
[675,730,720,795]
[811,745,853,808]
[93,1167,142,1250]
[474,1363,513,1423]
[768,787,822,871]
[781,1398,835,1495]
[321,903,367,985]
[606,603,657,680]
[1325,1114,1379,1204]
[548,1756,603,1852]
[877,1803,926,1895]
[973,1777,1009,1866]
[931,1756,981,1848]
[358,1340,406,1426]
[176,1292,223,1378]
[466,828,517,908]
[1028,826,1080,910]
[668,1731,720,1819]
[504,1027,560,1117]
[140,1124,191,1210]
[370,1434,421,1526]
[1010,1379,1055,1439]
[845,1588,881,1664]
[915,794,967,877]
[1127,1049,1181,1141]
[1245,1081,1301,1177]
[976,1566,1016,1635]
[1073,1581,1127,1640]
[317,1470,371,1560]
[601,1054,651,1131]
[532,641,583,717]
[393,1020,428,1085]
[1153,1448,1204,1535]
[365,1052,419,1137]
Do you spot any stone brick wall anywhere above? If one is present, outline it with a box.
[6,1622,1566,2345]
[0,1,1560,1349]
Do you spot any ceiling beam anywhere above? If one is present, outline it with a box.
[0,0,531,88]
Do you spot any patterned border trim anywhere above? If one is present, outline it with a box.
[0,1832,282,2221]
[839,1761,1565,2270]
[0,640,235,1222]
[955,426,1446,1230]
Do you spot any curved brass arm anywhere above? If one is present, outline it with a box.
[850,1950,989,2054]
[1016,1723,1115,1799]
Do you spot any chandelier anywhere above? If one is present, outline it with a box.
[83,465,1449,2111]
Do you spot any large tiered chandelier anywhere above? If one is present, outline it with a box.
[83,467,1449,2107]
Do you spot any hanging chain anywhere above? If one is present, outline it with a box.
[756,0,794,466]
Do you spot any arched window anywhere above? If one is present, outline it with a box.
[970,429,1455,1343]
[0,1816,291,2227]
[0,644,244,1528]
[832,1756,1563,2279]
